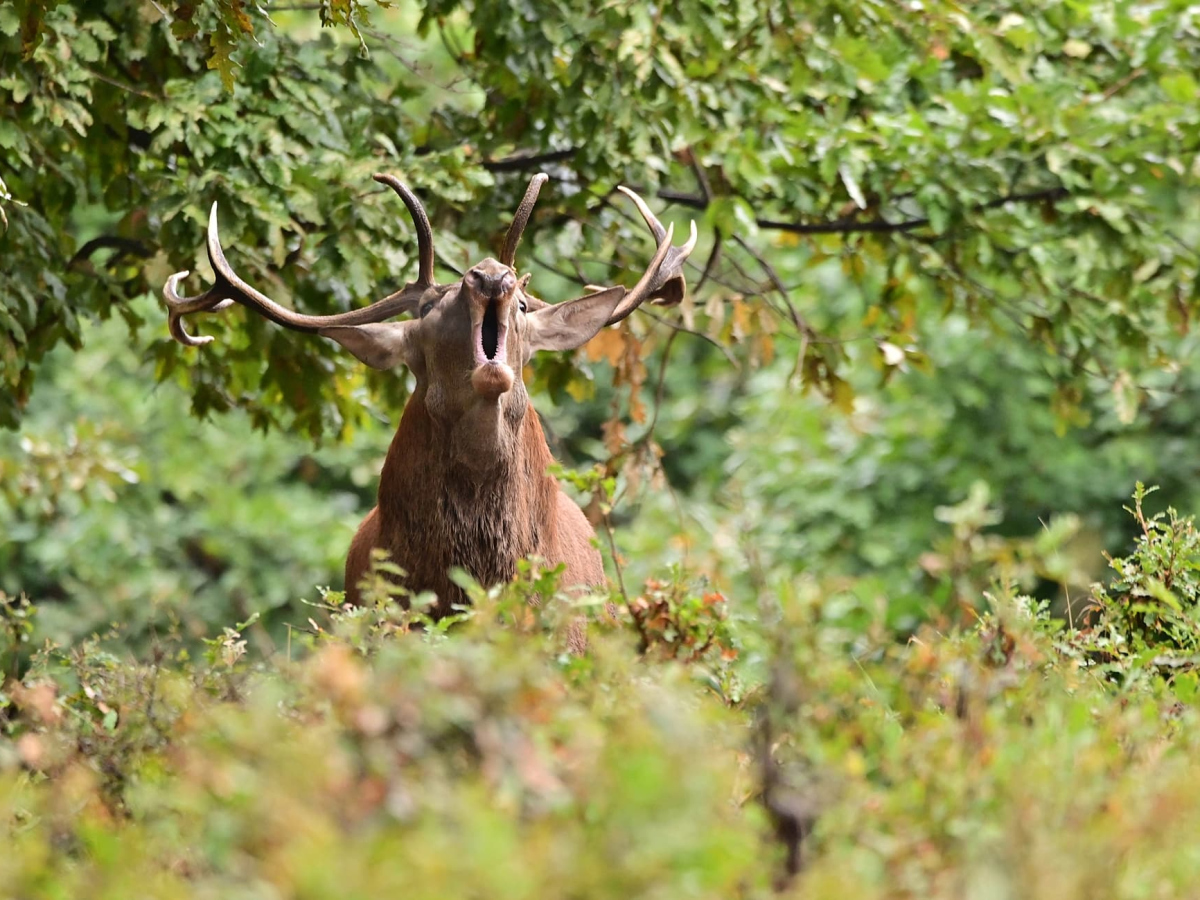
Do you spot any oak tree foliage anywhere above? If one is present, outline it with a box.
[3,0,1199,436]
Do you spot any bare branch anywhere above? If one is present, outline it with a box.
[657,186,1070,236]
[69,235,151,267]
[483,149,578,173]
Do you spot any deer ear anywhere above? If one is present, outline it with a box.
[524,286,625,355]
[320,321,420,370]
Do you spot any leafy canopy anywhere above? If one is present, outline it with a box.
[2,0,1199,437]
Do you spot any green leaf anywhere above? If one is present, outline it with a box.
[207,23,239,91]
[1160,73,1198,103]
[0,5,19,37]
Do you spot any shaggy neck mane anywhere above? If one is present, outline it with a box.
[375,392,559,616]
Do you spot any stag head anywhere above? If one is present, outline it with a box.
[164,173,695,467]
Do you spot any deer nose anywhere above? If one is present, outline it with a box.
[467,265,516,300]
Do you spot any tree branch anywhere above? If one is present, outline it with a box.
[482,148,578,173]
[69,235,151,267]
[657,186,1069,235]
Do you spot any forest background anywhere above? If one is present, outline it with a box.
[4,0,1200,896]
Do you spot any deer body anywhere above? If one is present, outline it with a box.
[164,173,693,618]
[346,394,603,613]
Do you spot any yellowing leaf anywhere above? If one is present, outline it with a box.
[731,298,752,340]
[565,376,595,402]
[831,376,855,414]
[584,328,625,366]
[630,392,646,424]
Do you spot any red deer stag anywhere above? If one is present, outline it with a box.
[163,174,695,618]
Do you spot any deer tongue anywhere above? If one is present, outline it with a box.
[471,361,514,399]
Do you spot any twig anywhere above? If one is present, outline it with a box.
[83,67,163,99]
[640,327,678,449]
[638,308,739,368]
[1094,67,1146,103]
[732,233,813,340]
[695,226,722,294]
[599,509,649,654]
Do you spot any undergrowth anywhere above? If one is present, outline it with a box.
[5,489,1200,898]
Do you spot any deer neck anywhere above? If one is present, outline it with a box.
[374,389,558,602]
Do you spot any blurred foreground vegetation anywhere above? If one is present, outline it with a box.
[9,489,1200,897]
[6,0,1200,895]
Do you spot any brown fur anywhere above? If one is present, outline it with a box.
[344,392,603,615]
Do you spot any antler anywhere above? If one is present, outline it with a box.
[593,186,698,327]
[163,174,439,347]
[501,173,548,269]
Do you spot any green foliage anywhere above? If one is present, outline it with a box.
[620,317,1200,629]
[0,300,391,652]
[4,0,1200,432]
[1080,484,1200,689]
[769,585,1200,897]
[10,506,1200,897]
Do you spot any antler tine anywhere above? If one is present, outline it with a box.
[600,187,698,327]
[616,185,669,244]
[164,177,441,347]
[501,173,549,269]
[372,173,435,287]
[163,267,234,347]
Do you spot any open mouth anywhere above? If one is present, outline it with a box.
[474,299,508,368]
[481,300,500,361]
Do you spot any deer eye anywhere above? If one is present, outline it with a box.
[518,299,527,314]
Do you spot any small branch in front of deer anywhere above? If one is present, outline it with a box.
[600,510,628,604]
[598,508,650,654]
